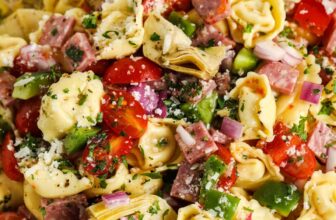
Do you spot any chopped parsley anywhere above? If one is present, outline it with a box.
[217,97,239,120]
[318,100,335,115]
[312,45,319,55]
[128,40,137,46]
[147,200,161,215]
[141,172,162,179]
[98,174,108,188]
[63,88,69,93]
[121,155,128,169]
[313,89,321,94]
[102,30,119,39]
[290,116,308,141]
[40,207,46,217]
[65,45,84,63]
[51,28,58,36]
[77,94,88,105]
[117,96,124,106]
[96,112,103,123]
[82,14,97,29]
[333,80,336,94]
[244,24,254,33]
[240,101,245,112]
[150,32,161,41]
[156,137,168,148]
[279,26,294,38]
[325,67,334,75]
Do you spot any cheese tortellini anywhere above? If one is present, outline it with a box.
[23,181,43,220]
[229,72,276,140]
[43,0,83,13]
[228,0,286,48]
[143,13,226,80]
[230,142,284,190]
[87,194,177,220]
[0,35,26,67]
[0,172,23,211]
[94,0,144,60]
[277,55,321,126]
[177,204,215,220]
[298,171,336,220]
[38,71,104,141]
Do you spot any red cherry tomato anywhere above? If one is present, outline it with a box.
[109,135,134,157]
[1,133,24,182]
[293,0,331,36]
[143,0,191,16]
[85,60,112,76]
[15,97,41,136]
[215,145,237,190]
[258,122,317,180]
[0,212,23,220]
[104,57,162,84]
[101,90,148,138]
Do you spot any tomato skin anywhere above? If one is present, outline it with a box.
[1,133,24,182]
[101,90,148,139]
[0,212,23,220]
[109,136,134,157]
[258,122,317,180]
[104,57,162,84]
[85,60,112,76]
[293,0,331,36]
[215,145,237,190]
[15,97,41,136]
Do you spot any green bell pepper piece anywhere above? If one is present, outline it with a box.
[12,72,56,100]
[204,189,240,220]
[63,126,100,154]
[253,181,301,217]
[232,48,259,74]
[199,155,226,201]
[168,11,196,37]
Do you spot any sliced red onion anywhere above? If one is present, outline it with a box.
[253,40,286,61]
[176,125,196,146]
[300,81,323,104]
[102,192,130,209]
[322,0,336,14]
[130,83,159,114]
[246,213,252,220]
[278,42,303,66]
[221,117,243,140]
[326,147,336,172]
[119,217,128,220]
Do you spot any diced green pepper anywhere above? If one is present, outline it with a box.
[253,181,301,217]
[204,189,240,220]
[232,48,259,74]
[181,92,218,124]
[12,72,55,100]
[168,11,196,37]
[200,155,226,201]
[0,117,11,143]
[63,126,100,154]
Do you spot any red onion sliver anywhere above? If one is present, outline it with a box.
[130,83,159,114]
[300,81,323,104]
[326,147,336,172]
[176,125,196,146]
[278,42,303,66]
[281,53,302,67]
[221,117,243,140]
[102,192,130,209]
[253,41,286,61]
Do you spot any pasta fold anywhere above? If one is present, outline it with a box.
[0,35,26,67]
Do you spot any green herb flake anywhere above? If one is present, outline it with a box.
[243,206,254,212]
[86,116,95,123]
[98,174,108,188]
[141,172,162,179]
[63,88,69,93]
[279,26,294,38]
[290,116,308,141]
[82,14,97,29]
[65,45,84,63]
[128,40,137,46]
[51,28,58,36]
[117,96,124,106]
[96,112,103,123]
[147,200,161,215]
[40,207,46,217]
[150,32,161,41]
[156,137,168,148]
[318,100,335,115]
[102,30,119,39]
[313,89,320,94]
[121,155,128,169]
[78,94,88,105]
[244,24,254,33]
[312,45,319,55]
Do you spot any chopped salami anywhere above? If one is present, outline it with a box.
[307,121,331,162]
[13,44,56,75]
[175,122,218,164]
[258,61,299,95]
[221,50,236,71]
[61,32,96,72]
[190,79,217,103]
[170,160,202,202]
[192,0,230,24]
[214,71,231,95]
[0,71,15,106]
[17,206,35,220]
[41,194,88,220]
[192,25,235,49]
[210,128,232,145]
[40,15,76,48]
[323,14,336,56]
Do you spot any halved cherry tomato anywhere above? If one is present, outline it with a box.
[109,135,134,157]
[0,212,23,220]
[15,97,41,136]
[86,60,112,76]
[215,145,237,190]
[1,133,24,182]
[258,122,317,180]
[103,57,161,84]
[143,0,191,16]
[293,0,331,36]
[101,90,148,138]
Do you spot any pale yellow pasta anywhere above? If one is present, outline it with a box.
[0,172,23,211]
[0,104,14,128]
[94,0,144,60]
[23,159,92,198]
[0,9,50,40]
[87,194,177,220]
[277,55,321,126]
[227,0,285,48]
[298,171,336,220]
[124,171,163,196]
[177,204,216,220]
[230,142,284,190]
[230,72,276,140]
[29,13,50,43]
[23,181,43,220]
[231,187,281,220]
[0,35,26,67]
[143,13,226,80]
[85,164,129,197]
[128,120,182,170]
[43,0,83,13]
[64,7,86,25]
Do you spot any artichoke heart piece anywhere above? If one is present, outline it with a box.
[143,13,226,80]
[87,194,177,220]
